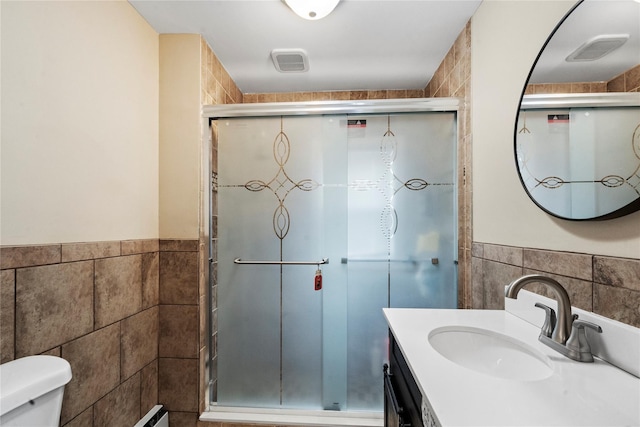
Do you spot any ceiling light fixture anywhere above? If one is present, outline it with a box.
[283,0,340,20]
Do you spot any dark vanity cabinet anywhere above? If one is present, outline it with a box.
[384,333,424,427]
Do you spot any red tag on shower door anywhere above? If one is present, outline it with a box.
[314,269,322,291]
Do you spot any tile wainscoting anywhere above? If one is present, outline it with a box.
[0,239,202,427]
[4,239,636,427]
[471,242,640,328]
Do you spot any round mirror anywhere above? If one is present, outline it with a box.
[515,0,640,220]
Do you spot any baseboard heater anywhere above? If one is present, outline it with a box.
[134,405,168,427]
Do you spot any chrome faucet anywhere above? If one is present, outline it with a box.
[506,274,574,344]
[506,274,602,362]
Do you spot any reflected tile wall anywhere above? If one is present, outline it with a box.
[0,239,160,427]
[471,242,640,328]
[525,64,640,94]
[608,64,640,92]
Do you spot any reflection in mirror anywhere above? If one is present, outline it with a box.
[515,0,640,220]
[517,94,640,219]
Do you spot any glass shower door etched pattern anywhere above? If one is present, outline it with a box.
[216,112,456,412]
[217,116,327,409]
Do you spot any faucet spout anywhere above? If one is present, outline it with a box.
[505,274,573,345]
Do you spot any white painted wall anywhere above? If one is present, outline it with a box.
[1,1,159,245]
[159,34,202,239]
[3,0,638,256]
[471,0,640,259]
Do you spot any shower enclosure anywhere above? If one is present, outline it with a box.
[205,99,459,417]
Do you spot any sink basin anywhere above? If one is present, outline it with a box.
[428,326,553,381]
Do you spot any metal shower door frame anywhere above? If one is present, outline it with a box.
[201,97,460,414]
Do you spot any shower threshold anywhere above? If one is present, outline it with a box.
[200,406,383,427]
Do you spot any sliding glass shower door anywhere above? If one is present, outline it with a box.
[216,111,456,412]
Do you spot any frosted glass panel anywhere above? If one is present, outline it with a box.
[217,118,283,407]
[388,113,456,309]
[280,117,325,407]
[217,189,282,406]
[218,116,329,408]
[215,111,457,412]
[346,262,388,410]
[345,113,457,410]
[319,116,349,411]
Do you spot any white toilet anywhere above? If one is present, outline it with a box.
[0,355,72,426]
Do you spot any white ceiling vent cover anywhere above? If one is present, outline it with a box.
[566,34,630,62]
[271,49,309,72]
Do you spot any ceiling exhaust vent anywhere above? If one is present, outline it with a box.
[271,49,309,72]
[566,34,629,62]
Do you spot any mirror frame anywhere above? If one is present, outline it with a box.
[514,0,640,221]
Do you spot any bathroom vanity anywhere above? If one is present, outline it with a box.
[383,289,640,427]
[384,334,424,427]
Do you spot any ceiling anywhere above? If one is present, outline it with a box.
[129,0,640,94]
[128,0,482,94]
[528,0,640,85]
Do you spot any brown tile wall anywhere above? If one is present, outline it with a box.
[158,239,201,425]
[0,240,160,426]
[201,37,243,106]
[607,64,640,92]
[242,89,425,103]
[471,242,640,328]
[525,64,640,94]
[525,81,607,94]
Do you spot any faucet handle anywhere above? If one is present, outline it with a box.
[534,302,557,338]
[572,318,602,333]
[566,318,603,362]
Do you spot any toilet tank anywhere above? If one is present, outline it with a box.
[0,355,72,427]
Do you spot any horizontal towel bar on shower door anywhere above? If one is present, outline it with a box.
[234,258,329,266]
[341,257,439,265]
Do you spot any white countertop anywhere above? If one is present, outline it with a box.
[384,307,640,427]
